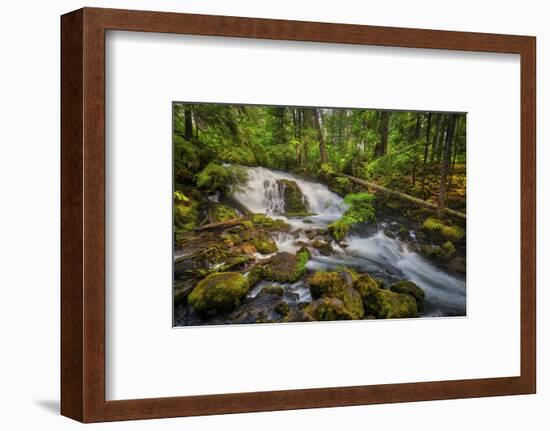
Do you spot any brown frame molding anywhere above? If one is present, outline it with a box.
[61,7,536,423]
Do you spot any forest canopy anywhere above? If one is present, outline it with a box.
[173,103,466,215]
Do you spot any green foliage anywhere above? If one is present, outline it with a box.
[328,220,350,242]
[327,193,376,241]
[195,162,247,195]
[173,191,199,233]
[342,192,376,224]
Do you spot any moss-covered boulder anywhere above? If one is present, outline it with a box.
[303,297,356,321]
[246,265,264,288]
[253,233,278,254]
[363,288,418,319]
[276,179,310,217]
[353,273,380,298]
[389,280,425,312]
[422,217,465,242]
[310,240,334,256]
[263,248,310,283]
[250,213,289,231]
[188,272,249,316]
[308,271,364,319]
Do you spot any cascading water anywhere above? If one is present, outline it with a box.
[232,165,466,317]
[232,166,346,228]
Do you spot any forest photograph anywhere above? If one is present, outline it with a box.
[173,103,466,326]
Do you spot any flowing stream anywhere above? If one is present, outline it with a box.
[232,166,466,317]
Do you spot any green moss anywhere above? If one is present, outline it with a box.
[442,240,456,255]
[188,272,249,316]
[303,298,355,321]
[260,285,285,296]
[353,273,380,298]
[173,192,199,233]
[277,179,309,216]
[250,213,288,230]
[363,288,418,319]
[211,204,238,222]
[274,301,290,316]
[309,271,349,299]
[246,265,264,287]
[389,280,425,312]
[308,271,364,319]
[219,255,253,271]
[420,244,445,260]
[195,163,247,195]
[264,248,310,283]
[422,217,443,232]
[422,218,465,241]
[220,233,242,247]
[253,234,278,254]
[328,220,350,241]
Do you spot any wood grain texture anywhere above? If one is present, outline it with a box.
[60,7,537,423]
[60,9,84,422]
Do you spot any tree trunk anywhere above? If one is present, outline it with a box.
[314,109,328,163]
[184,108,193,140]
[429,114,442,164]
[448,116,461,192]
[375,111,390,157]
[437,114,457,217]
[420,113,432,196]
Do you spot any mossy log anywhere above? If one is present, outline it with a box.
[194,218,245,232]
[338,174,466,220]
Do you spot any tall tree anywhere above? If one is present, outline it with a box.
[437,114,457,217]
[420,113,432,196]
[374,111,391,157]
[184,107,193,141]
[314,109,328,163]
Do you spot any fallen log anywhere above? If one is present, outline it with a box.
[339,174,466,220]
[194,218,245,232]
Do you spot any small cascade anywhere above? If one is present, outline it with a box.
[232,166,346,228]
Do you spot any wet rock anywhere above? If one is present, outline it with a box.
[310,239,334,256]
[302,297,355,321]
[389,280,425,312]
[447,256,466,274]
[308,271,364,319]
[188,272,249,316]
[276,179,310,217]
[253,233,278,254]
[259,285,285,297]
[363,288,418,319]
[263,248,310,283]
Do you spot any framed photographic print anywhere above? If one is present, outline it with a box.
[61,7,536,422]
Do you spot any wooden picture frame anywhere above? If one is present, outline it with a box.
[61,7,536,423]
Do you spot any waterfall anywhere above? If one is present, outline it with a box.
[232,166,346,228]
